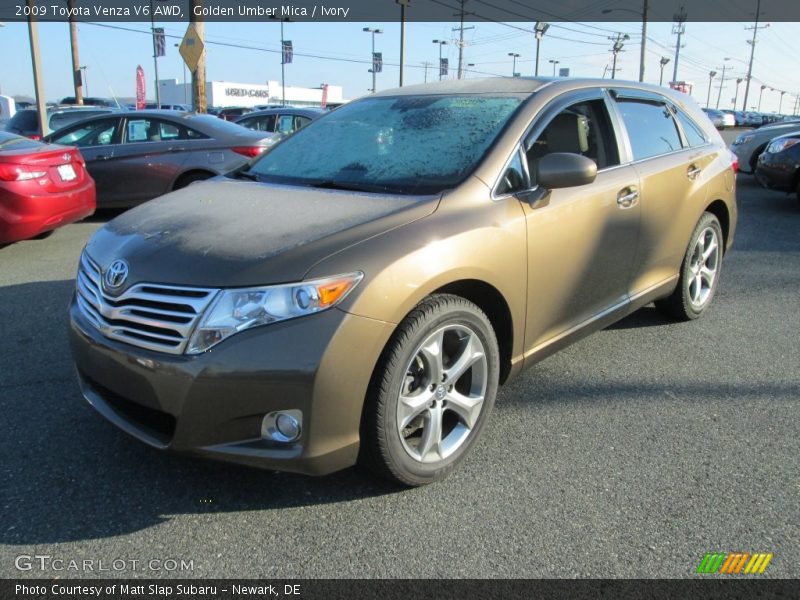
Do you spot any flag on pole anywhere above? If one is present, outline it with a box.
[440,58,449,77]
[135,66,146,109]
[373,52,383,74]
[282,40,293,64]
[153,28,166,57]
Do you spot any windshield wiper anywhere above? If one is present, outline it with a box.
[231,169,261,182]
[307,180,405,194]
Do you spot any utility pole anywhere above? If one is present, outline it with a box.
[671,6,687,85]
[659,57,670,86]
[534,22,549,77]
[715,59,730,109]
[190,0,206,113]
[397,0,409,87]
[26,0,47,137]
[706,71,717,108]
[609,33,629,80]
[67,0,83,104]
[421,61,432,83]
[743,0,768,116]
[639,0,648,82]
[452,0,474,80]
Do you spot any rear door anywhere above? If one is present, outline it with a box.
[108,117,192,205]
[609,92,714,297]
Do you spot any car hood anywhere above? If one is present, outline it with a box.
[85,179,439,287]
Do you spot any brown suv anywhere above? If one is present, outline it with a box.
[69,78,737,486]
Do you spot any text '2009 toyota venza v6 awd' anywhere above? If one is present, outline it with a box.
[69,78,737,486]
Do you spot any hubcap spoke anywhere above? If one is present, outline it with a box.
[702,239,718,261]
[444,333,484,385]
[688,227,720,308]
[398,391,434,430]
[446,390,484,429]
[417,405,443,461]
[418,330,444,385]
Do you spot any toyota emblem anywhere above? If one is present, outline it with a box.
[104,260,130,290]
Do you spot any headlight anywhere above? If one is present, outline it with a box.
[732,134,754,145]
[186,272,363,354]
[766,138,800,154]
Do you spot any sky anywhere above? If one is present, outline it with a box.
[1,18,799,114]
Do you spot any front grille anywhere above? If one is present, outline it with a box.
[75,253,218,355]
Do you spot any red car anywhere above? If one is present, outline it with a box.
[0,132,95,244]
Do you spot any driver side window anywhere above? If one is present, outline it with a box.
[51,118,119,148]
[526,99,620,184]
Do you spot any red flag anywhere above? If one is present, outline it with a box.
[320,84,329,109]
[136,66,146,110]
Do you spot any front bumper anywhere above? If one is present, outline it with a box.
[754,153,798,192]
[69,295,394,475]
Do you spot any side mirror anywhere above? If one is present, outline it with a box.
[534,152,598,190]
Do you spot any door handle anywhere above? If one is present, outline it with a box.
[687,164,702,180]
[617,187,639,209]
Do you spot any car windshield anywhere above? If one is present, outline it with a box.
[245,94,525,195]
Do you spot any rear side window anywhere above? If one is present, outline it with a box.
[616,99,682,160]
[672,108,708,147]
[49,110,108,132]
[8,110,38,130]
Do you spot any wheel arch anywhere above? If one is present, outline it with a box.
[704,199,731,253]
[172,168,218,190]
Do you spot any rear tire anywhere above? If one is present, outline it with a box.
[656,212,724,321]
[360,294,500,486]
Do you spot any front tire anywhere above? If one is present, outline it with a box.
[656,212,724,321]
[360,294,500,486]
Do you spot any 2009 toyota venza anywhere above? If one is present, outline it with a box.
[69,78,737,486]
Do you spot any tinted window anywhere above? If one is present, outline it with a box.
[123,118,203,142]
[49,110,109,132]
[527,99,620,175]
[240,115,276,132]
[51,118,118,147]
[617,99,682,160]
[247,95,524,195]
[673,108,708,147]
[7,110,38,131]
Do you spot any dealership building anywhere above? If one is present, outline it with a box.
[157,79,346,108]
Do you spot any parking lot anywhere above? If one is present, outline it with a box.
[1,132,798,578]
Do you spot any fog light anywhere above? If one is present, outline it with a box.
[276,413,300,440]
[261,410,302,443]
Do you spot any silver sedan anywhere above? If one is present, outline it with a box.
[44,111,276,207]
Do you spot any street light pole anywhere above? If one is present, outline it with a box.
[659,57,670,86]
[174,43,187,104]
[602,1,647,82]
[778,90,786,115]
[364,27,383,93]
[758,84,767,111]
[534,22,549,77]
[433,39,448,81]
[508,52,520,77]
[80,66,88,96]
[706,71,717,108]
[733,77,743,110]
[396,0,409,87]
[549,59,560,77]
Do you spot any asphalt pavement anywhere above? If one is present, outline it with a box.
[1,131,798,578]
